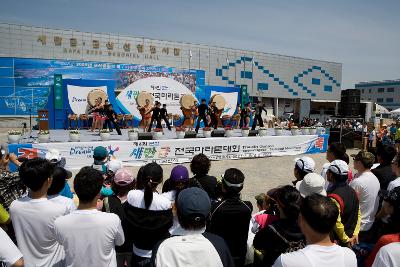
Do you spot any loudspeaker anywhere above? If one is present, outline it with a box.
[328,128,354,149]
[184,131,197,138]
[211,130,225,137]
[249,130,258,136]
[138,132,153,140]
[339,89,361,117]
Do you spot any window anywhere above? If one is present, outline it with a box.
[387,98,394,102]
[377,98,383,103]
[387,87,394,92]
[378,88,384,93]
[369,89,371,93]
[361,89,365,94]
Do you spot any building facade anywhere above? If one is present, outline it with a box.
[355,80,400,110]
[0,22,342,117]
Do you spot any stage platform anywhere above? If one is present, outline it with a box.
[8,129,328,170]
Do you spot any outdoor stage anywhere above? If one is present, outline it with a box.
[8,129,328,170]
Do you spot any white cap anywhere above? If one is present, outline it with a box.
[45,149,61,162]
[294,157,315,173]
[107,159,123,173]
[296,173,327,197]
[328,160,349,175]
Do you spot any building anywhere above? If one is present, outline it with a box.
[0,22,342,121]
[355,79,400,110]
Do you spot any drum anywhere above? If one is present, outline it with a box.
[136,92,154,107]
[87,89,107,107]
[210,94,226,110]
[180,94,196,110]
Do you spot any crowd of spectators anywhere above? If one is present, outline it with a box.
[1,141,400,267]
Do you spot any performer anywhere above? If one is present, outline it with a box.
[195,99,209,133]
[160,103,172,131]
[234,103,242,129]
[138,99,152,130]
[209,101,219,129]
[191,100,199,130]
[147,101,162,132]
[103,100,122,135]
[89,97,105,132]
[251,101,268,130]
[243,102,253,128]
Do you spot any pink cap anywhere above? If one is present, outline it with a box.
[114,168,135,186]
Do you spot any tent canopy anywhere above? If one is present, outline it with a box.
[390,107,400,115]
[375,103,390,114]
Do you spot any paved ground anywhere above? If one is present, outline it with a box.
[0,127,360,209]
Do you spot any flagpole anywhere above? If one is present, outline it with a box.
[226,57,229,87]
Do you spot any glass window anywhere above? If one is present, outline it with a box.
[378,88,384,93]
[377,98,383,103]
[369,89,371,93]
[361,89,365,94]
[387,87,394,92]
[386,98,394,102]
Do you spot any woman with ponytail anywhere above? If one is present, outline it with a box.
[123,163,173,267]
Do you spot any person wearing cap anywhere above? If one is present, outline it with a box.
[101,168,135,267]
[296,173,327,197]
[47,166,76,214]
[272,194,357,267]
[365,186,400,267]
[124,163,172,266]
[350,151,380,238]
[151,187,234,267]
[92,146,109,173]
[326,160,361,247]
[292,157,315,186]
[208,168,253,267]
[370,145,397,191]
[55,167,125,267]
[388,153,400,192]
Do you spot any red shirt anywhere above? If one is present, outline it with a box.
[365,233,400,267]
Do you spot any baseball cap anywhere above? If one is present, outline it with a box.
[93,146,108,160]
[294,157,315,173]
[45,149,61,162]
[114,168,135,186]
[296,173,327,197]
[351,151,375,168]
[177,187,211,219]
[107,159,123,173]
[328,160,349,175]
[170,165,189,182]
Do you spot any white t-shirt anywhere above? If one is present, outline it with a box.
[320,163,330,190]
[161,190,181,234]
[48,194,76,214]
[387,177,400,192]
[349,171,380,231]
[54,209,125,267]
[127,189,171,211]
[0,228,23,267]
[9,196,67,267]
[372,242,400,267]
[272,244,357,267]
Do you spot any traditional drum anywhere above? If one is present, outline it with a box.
[136,92,154,107]
[210,94,226,110]
[87,89,107,107]
[180,94,196,110]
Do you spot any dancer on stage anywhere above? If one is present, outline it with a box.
[89,97,106,132]
[160,103,172,131]
[209,101,219,129]
[234,103,242,128]
[191,100,199,131]
[147,101,162,132]
[243,102,253,128]
[138,99,152,130]
[251,101,268,130]
[103,100,122,135]
[195,99,209,133]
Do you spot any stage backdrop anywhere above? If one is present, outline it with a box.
[8,134,328,170]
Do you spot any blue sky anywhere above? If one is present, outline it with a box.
[1,0,399,89]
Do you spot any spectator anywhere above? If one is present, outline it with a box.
[371,145,397,190]
[368,126,376,150]
[292,157,315,186]
[46,149,73,199]
[273,194,357,267]
[387,153,400,192]
[162,165,190,233]
[326,160,360,246]
[10,158,67,267]
[320,142,352,188]
[296,173,327,197]
[253,186,304,267]
[92,146,109,173]
[124,163,173,267]
[350,151,380,239]
[0,168,26,211]
[0,228,24,267]
[395,122,400,152]
[102,168,136,267]
[371,242,400,267]
[0,203,10,225]
[208,168,253,267]
[55,167,125,267]
[152,187,235,267]
[47,166,76,213]
[188,154,218,200]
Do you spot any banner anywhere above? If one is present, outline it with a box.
[66,85,108,115]
[54,74,63,109]
[8,134,328,170]
[210,90,238,116]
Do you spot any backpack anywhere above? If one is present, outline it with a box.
[268,224,305,253]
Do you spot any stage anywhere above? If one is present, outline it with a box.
[8,129,328,170]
